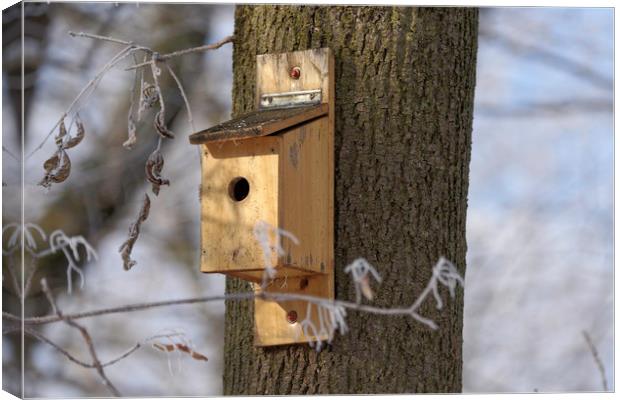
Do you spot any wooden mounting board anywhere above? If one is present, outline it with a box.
[254,48,334,347]
[254,275,333,346]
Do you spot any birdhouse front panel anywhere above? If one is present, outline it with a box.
[200,136,280,282]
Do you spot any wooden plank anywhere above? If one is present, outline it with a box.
[216,266,317,284]
[279,117,332,275]
[256,48,332,108]
[254,275,331,346]
[199,137,280,274]
[189,104,327,145]
[253,48,335,347]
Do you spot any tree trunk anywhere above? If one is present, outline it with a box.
[224,6,478,394]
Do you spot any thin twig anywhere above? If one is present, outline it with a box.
[3,259,461,357]
[4,254,22,299]
[164,62,195,132]
[582,330,609,391]
[150,59,166,120]
[137,53,147,122]
[6,293,248,326]
[480,27,612,90]
[23,257,40,299]
[10,282,452,329]
[77,6,122,70]
[125,35,234,71]
[123,53,140,149]
[100,332,186,367]
[26,45,136,160]
[2,145,19,161]
[150,59,175,139]
[23,326,184,370]
[24,326,92,368]
[40,278,121,397]
[69,30,151,53]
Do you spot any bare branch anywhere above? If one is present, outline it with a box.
[2,145,19,161]
[9,290,434,327]
[150,59,175,139]
[582,330,609,391]
[26,45,136,161]
[4,254,22,299]
[480,27,612,90]
[164,62,195,133]
[13,258,463,337]
[40,278,121,397]
[476,98,613,118]
[24,326,92,368]
[3,292,248,326]
[76,6,122,71]
[23,326,187,370]
[23,257,40,299]
[69,30,152,53]
[125,35,234,71]
[123,53,140,149]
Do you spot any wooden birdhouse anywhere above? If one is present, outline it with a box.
[189,48,334,346]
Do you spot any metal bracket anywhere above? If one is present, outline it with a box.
[259,89,322,109]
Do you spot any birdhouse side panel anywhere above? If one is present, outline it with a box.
[200,138,280,274]
[278,116,334,275]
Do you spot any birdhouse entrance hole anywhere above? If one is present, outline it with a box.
[228,177,250,202]
[189,48,335,347]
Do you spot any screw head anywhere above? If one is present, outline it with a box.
[286,310,298,324]
[289,66,301,79]
[299,278,309,290]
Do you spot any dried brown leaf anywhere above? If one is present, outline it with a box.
[141,83,158,109]
[119,194,150,270]
[63,119,85,149]
[123,119,137,149]
[50,151,71,183]
[39,150,71,188]
[359,276,375,301]
[153,343,175,352]
[154,111,174,139]
[190,351,208,362]
[175,343,190,353]
[145,149,169,195]
[152,341,208,362]
[43,151,60,173]
[54,119,67,146]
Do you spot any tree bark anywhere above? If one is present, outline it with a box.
[224,6,478,394]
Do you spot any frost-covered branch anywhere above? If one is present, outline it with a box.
[8,258,464,339]
[40,278,120,397]
[124,35,234,70]
[582,330,609,391]
[2,223,98,296]
[27,45,135,162]
[344,257,382,303]
[253,220,299,287]
[43,30,232,268]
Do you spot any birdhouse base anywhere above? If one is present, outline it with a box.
[216,265,318,284]
[253,272,333,347]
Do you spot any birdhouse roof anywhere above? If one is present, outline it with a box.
[189,103,328,145]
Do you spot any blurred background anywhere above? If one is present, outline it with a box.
[1,4,613,396]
